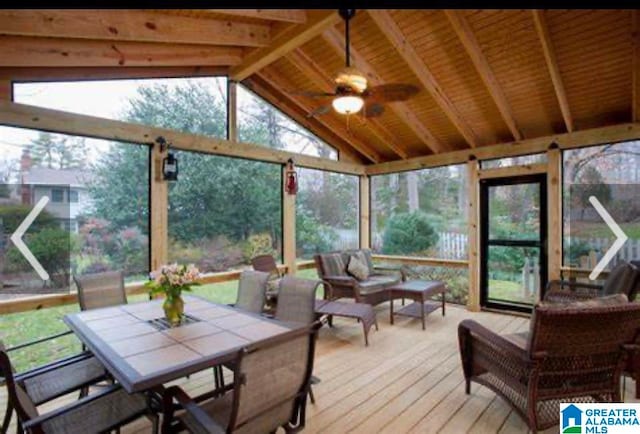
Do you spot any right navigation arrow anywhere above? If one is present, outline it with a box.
[9,196,50,281]
[588,195,628,281]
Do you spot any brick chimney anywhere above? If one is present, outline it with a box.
[20,148,32,205]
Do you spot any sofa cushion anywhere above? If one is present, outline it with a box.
[320,253,347,277]
[358,275,401,294]
[347,255,370,281]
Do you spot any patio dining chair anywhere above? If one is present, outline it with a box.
[0,340,157,433]
[73,270,127,311]
[232,270,270,314]
[251,254,283,310]
[458,295,640,432]
[162,322,321,434]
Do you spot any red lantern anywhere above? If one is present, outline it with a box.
[284,158,298,195]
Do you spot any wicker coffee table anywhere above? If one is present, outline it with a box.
[388,280,447,330]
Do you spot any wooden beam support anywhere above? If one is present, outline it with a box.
[257,68,382,163]
[360,175,370,249]
[287,48,409,159]
[445,10,523,141]
[0,100,366,175]
[0,9,271,47]
[547,148,562,281]
[367,10,480,148]
[366,122,640,175]
[633,10,640,122]
[150,144,168,271]
[283,167,297,274]
[322,27,443,154]
[371,255,468,268]
[467,159,481,312]
[478,163,547,180]
[228,80,238,141]
[242,76,365,164]
[0,80,11,101]
[532,10,574,132]
[230,10,341,81]
[0,66,229,82]
[205,9,307,23]
[0,36,244,68]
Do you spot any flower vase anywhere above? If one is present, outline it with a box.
[163,295,184,327]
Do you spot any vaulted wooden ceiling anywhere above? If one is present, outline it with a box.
[0,9,637,165]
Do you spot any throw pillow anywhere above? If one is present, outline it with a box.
[347,255,370,281]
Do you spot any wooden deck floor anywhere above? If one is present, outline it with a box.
[3,303,639,433]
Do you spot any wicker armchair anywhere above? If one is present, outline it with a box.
[0,341,157,433]
[544,261,640,303]
[73,270,127,311]
[458,298,640,432]
[162,322,321,434]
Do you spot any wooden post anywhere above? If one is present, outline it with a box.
[360,175,370,249]
[467,159,481,312]
[283,165,297,274]
[0,80,12,100]
[547,148,562,281]
[228,80,238,141]
[150,143,168,271]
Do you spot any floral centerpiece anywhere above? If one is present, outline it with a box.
[146,263,201,326]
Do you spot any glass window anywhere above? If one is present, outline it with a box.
[68,189,79,203]
[237,84,338,160]
[481,153,547,169]
[168,150,282,274]
[51,188,64,203]
[0,125,150,299]
[14,77,228,138]
[295,168,359,259]
[563,140,640,269]
[371,164,468,258]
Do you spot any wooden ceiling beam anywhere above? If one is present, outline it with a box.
[0,36,243,67]
[0,9,271,47]
[633,10,640,122]
[367,10,480,148]
[257,68,382,163]
[204,10,307,24]
[532,10,574,132]
[445,10,523,141]
[322,27,443,154]
[244,76,364,164]
[287,48,409,159]
[0,66,229,81]
[229,10,341,81]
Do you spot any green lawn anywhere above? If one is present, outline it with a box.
[488,279,535,304]
[0,269,318,372]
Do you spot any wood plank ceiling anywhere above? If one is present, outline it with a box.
[0,9,636,165]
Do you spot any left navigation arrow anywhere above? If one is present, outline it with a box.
[10,196,50,281]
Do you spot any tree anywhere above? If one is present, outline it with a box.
[28,132,88,169]
[382,211,438,255]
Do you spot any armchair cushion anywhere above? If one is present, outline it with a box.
[321,253,348,277]
[358,275,401,295]
[347,255,370,281]
[540,293,628,308]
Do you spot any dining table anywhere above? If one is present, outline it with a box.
[63,295,301,394]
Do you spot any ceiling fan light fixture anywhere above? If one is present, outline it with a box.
[332,95,364,115]
[335,67,368,93]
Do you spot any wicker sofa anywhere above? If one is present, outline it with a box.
[314,249,403,306]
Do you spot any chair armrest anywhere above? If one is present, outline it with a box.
[458,320,530,361]
[323,275,357,287]
[6,330,74,352]
[13,351,96,382]
[166,385,226,434]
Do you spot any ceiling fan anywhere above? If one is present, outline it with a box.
[293,9,420,118]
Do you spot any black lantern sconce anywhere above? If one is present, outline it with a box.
[156,136,178,181]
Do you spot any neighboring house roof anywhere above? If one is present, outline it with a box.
[22,167,92,188]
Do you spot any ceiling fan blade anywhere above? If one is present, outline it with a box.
[307,105,332,118]
[289,90,336,98]
[364,103,385,118]
[364,83,420,102]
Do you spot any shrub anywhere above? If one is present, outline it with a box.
[382,211,438,255]
[296,209,338,258]
[0,204,57,234]
[243,233,276,262]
